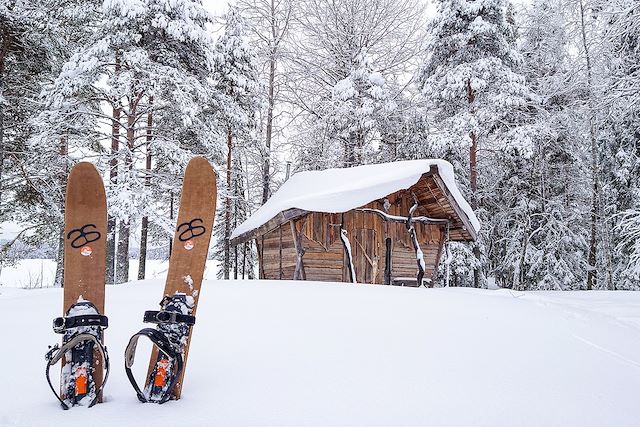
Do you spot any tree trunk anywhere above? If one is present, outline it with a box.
[106,51,121,286]
[467,79,478,209]
[262,50,275,204]
[580,0,598,291]
[224,127,232,279]
[54,227,65,288]
[345,132,358,168]
[470,132,478,207]
[0,26,12,208]
[466,79,481,288]
[138,99,152,281]
[233,243,238,279]
[116,220,130,284]
[0,73,4,207]
[54,135,68,287]
[115,102,136,284]
[242,242,248,279]
[233,173,238,280]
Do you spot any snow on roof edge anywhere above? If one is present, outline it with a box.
[231,159,480,240]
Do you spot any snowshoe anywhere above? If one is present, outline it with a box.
[124,293,196,404]
[45,299,110,409]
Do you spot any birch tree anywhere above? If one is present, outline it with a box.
[287,0,424,169]
[238,0,292,204]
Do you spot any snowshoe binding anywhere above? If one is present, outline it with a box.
[124,293,195,404]
[45,299,110,410]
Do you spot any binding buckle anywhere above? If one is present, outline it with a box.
[143,310,195,325]
[155,311,177,323]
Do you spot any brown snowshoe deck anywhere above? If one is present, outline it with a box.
[147,156,217,399]
[62,162,107,401]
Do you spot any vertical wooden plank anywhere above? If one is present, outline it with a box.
[278,226,283,280]
[257,237,264,279]
[430,226,446,285]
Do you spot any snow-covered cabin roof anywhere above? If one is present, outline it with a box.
[230,159,480,244]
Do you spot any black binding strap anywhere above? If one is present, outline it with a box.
[52,314,109,334]
[124,328,184,404]
[143,311,196,326]
[45,334,110,410]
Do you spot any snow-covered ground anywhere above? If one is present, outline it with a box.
[1,277,640,426]
[0,259,219,288]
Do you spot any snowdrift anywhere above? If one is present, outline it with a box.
[1,280,640,426]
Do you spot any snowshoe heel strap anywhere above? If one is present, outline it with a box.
[45,333,110,410]
[53,314,109,333]
[143,310,196,325]
[124,328,184,404]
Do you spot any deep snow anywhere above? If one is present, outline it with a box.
[1,279,640,426]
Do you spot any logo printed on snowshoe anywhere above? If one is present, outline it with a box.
[80,246,93,256]
[177,218,206,242]
[184,240,194,250]
[67,224,101,249]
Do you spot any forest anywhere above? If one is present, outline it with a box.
[0,0,638,291]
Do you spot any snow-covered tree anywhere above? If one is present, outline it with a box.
[599,0,640,289]
[0,0,101,283]
[34,0,221,284]
[477,0,590,290]
[288,0,424,169]
[211,6,262,280]
[418,0,535,287]
[237,0,293,205]
[0,0,50,211]
[322,49,397,167]
[419,0,533,202]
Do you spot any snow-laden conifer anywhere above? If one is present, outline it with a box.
[33,0,221,284]
[211,6,262,280]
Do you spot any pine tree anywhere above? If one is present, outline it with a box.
[36,0,221,284]
[418,0,535,287]
[479,0,590,290]
[1,0,100,285]
[211,6,261,280]
[322,49,396,167]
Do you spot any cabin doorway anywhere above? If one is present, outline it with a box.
[352,229,379,284]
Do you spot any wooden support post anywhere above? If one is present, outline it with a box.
[384,237,392,285]
[339,214,357,283]
[431,224,447,286]
[258,237,265,279]
[291,216,307,280]
[278,226,283,280]
[406,194,426,287]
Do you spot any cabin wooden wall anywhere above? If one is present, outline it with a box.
[257,189,446,285]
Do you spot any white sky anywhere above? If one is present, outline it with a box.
[202,0,230,15]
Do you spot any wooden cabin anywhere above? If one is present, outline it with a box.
[230,160,479,286]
